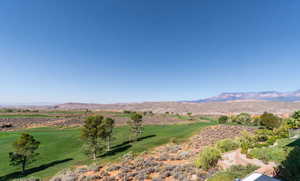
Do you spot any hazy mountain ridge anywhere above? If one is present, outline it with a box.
[2,90,300,115]
[192,89,300,103]
[46,101,300,115]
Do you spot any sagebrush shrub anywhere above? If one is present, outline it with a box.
[195,146,221,170]
[216,139,239,153]
[239,131,255,154]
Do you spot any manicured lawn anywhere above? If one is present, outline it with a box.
[0,121,214,180]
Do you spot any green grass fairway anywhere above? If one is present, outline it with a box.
[0,122,214,180]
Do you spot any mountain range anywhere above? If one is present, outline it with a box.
[192,90,300,103]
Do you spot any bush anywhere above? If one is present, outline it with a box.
[216,139,239,153]
[259,112,282,130]
[208,164,258,181]
[218,116,229,124]
[248,146,291,163]
[195,146,221,170]
[232,113,252,125]
[239,131,255,154]
[254,129,273,142]
[266,136,277,145]
[273,126,289,139]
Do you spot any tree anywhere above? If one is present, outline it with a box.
[81,115,106,160]
[233,113,252,125]
[260,112,282,130]
[102,117,115,152]
[9,133,40,173]
[127,113,143,141]
[218,115,229,124]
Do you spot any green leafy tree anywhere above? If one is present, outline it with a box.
[127,113,143,141]
[260,112,282,130]
[9,133,40,173]
[81,115,106,160]
[102,117,115,152]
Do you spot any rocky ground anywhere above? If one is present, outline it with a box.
[0,118,83,131]
[50,125,255,181]
[219,149,277,176]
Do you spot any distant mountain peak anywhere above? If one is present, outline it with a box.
[191,89,300,103]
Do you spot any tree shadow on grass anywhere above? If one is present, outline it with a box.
[112,134,156,149]
[99,135,156,158]
[100,145,132,157]
[0,158,73,181]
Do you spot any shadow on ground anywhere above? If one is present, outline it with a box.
[0,158,73,181]
[100,144,132,157]
[112,134,156,149]
[100,134,156,158]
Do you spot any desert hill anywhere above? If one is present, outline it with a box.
[54,101,300,115]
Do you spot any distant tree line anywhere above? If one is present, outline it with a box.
[218,112,283,130]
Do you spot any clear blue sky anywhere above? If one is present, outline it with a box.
[1,0,300,104]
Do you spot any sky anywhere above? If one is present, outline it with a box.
[0,0,300,104]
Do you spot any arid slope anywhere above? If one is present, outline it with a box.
[55,101,300,115]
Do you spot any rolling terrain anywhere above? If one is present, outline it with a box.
[53,101,300,115]
[3,89,300,116]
